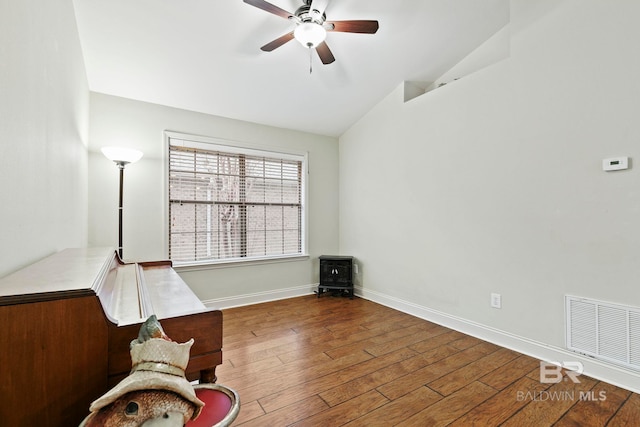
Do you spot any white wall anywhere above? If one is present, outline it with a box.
[340,0,640,389]
[0,0,89,278]
[88,93,339,301]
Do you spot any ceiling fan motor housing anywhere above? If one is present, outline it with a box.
[295,4,326,25]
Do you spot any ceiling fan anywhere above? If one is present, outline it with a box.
[243,0,379,65]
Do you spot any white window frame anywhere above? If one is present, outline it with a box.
[164,131,308,268]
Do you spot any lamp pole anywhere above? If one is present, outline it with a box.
[117,161,126,259]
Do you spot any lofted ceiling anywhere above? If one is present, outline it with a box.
[72,0,509,137]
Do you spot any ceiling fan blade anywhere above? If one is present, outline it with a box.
[243,0,294,20]
[260,32,295,51]
[326,20,379,34]
[315,41,335,64]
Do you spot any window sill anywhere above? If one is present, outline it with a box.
[174,254,310,272]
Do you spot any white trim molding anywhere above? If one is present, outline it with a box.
[354,286,640,394]
[202,284,316,310]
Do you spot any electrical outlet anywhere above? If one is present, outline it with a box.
[491,293,502,309]
[354,263,359,274]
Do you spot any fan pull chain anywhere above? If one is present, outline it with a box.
[308,46,313,74]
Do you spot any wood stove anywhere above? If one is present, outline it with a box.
[318,255,353,299]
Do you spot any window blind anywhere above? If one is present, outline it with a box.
[168,136,305,264]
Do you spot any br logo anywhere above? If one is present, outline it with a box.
[539,361,583,383]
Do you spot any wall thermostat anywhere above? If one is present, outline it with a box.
[602,156,629,171]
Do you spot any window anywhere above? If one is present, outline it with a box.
[167,133,306,265]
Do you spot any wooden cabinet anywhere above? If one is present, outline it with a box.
[318,255,353,299]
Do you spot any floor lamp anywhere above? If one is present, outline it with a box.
[101,146,143,259]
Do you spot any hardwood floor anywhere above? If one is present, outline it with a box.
[216,295,639,426]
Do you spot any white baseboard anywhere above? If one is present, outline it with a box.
[202,284,316,310]
[355,286,640,394]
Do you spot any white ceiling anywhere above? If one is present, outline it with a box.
[73,0,509,137]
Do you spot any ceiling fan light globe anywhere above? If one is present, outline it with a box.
[294,22,326,48]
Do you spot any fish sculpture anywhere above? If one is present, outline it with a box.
[80,315,204,426]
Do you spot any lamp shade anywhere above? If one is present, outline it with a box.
[101,146,144,164]
[294,22,327,48]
